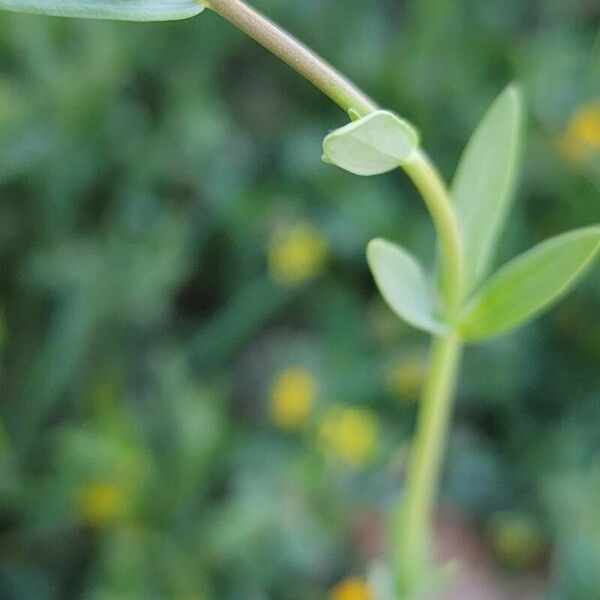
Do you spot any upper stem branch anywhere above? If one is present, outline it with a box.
[206,0,463,318]
[203,7,466,596]
[205,0,377,116]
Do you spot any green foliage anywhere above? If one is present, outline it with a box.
[361,86,599,348]
[0,0,204,20]
[460,226,600,341]
[351,78,597,596]
[322,110,419,176]
[367,238,446,335]
[0,1,598,598]
[452,85,523,299]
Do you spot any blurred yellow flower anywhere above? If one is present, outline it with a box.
[319,407,378,466]
[386,354,425,400]
[488,512,543,570]
[268,223,328,285]
[76,481,125,527]
[558,102,600,162]
[330,578,373,600]
[270,367,316,430]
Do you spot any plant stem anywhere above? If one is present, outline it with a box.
[206,0,463,314]
[204,0,377,116]
[404,151,463,317]
[205,2,465,594]
[397,331,462,594]
[398,152,463,595]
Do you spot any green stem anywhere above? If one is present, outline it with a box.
[204,0,377,117]
[206,0,463,313]
[404,151,463,317]
[397,153,463,595]
[396,331,462,595]
[205,2,465,595]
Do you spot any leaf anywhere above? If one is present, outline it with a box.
[0,0,205,20]
[452,84,523,298]
[323,110,419,176]
[367,238,447,335]
[459,226,600,341]
[348,108,361,122]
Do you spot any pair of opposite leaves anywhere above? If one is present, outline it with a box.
[1,0,598,342]
[322,87,600,342]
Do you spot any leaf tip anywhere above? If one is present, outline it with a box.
[583,224,600,256]
[587,224,600,237]
[501,83,524,125]
[348,108,362,122]
[366,238,386,265]
[367,236,392,254]
[504,82,522,101]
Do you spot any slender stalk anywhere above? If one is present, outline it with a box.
[404,151,463,317]
[206,0,463,315]
[396,331,462,594]
[204,0,377,116]
[204,2,466,595]
[398,153,464,594]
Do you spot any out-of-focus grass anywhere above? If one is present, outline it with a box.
[0,1,598,598]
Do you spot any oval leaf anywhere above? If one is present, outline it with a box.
[0,0,204,20]
[459,226,600,341]
[367,238,447,335]
[323,111,419,176]
[452,84,523,298]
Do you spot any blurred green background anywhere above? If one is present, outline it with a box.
[0,1,599,598]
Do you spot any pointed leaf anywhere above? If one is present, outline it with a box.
[323,111,419,176]
[348,108,362,122]
[367,238,447,335]
[452,84,523,297]
[0,0,204,20]
[459,226,600,341]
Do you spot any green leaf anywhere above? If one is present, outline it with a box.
[459,226,600,341]
[452,84,523,298]
[367,238,447,335]
[0,0,204,20]
[347,108,361,122]
[323,110,419,176]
